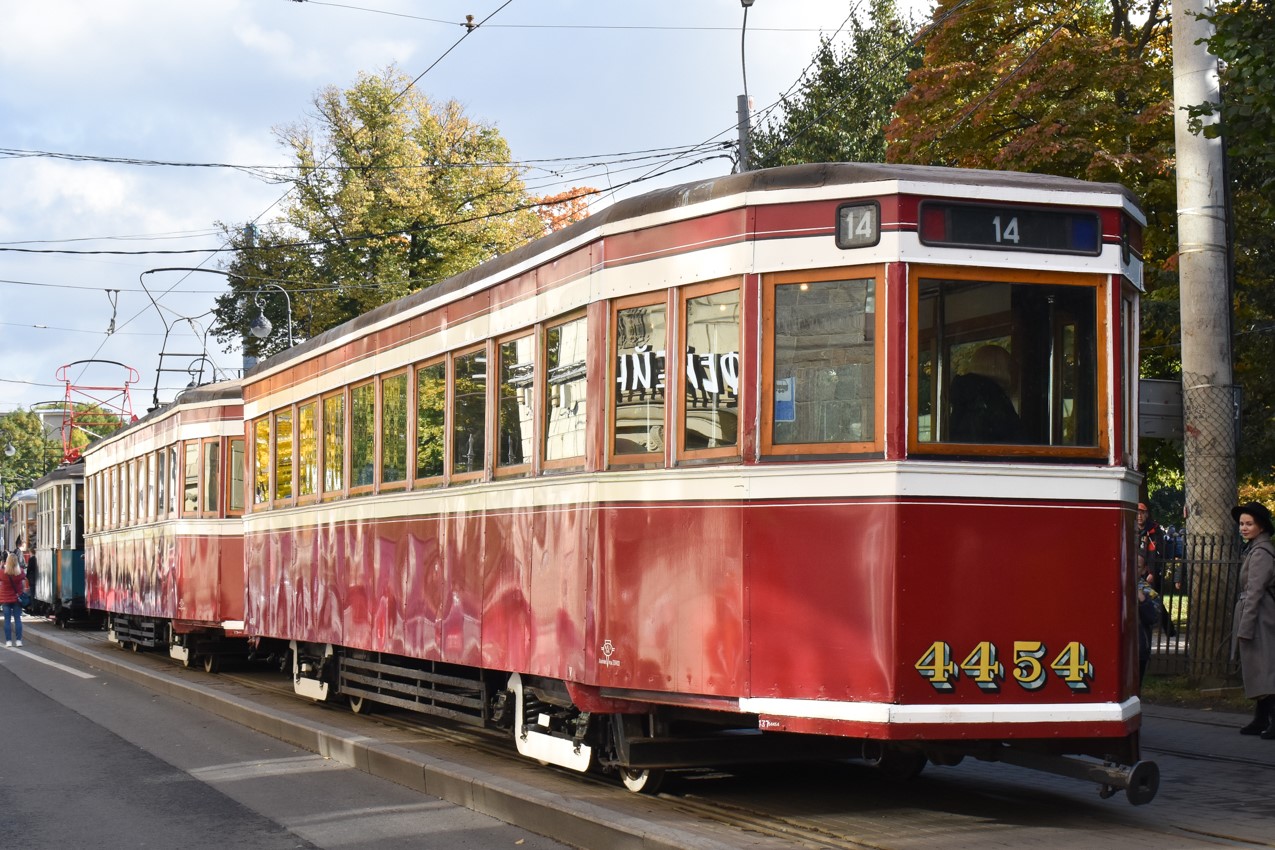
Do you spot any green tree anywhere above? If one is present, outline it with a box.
[0,410,63,499]
[751,0,921,167]
[212,65,543,357]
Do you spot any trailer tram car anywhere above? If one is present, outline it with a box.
[82,381,248,671]
[95,163,1156,803]
[32,461,91,625]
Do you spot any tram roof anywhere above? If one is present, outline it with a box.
[246,162,1143,381]
[34,458,84,489]
[79,377,245,456]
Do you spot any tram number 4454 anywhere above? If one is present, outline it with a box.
[915,640,1093,693]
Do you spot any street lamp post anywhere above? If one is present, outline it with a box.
[248,284,294,348]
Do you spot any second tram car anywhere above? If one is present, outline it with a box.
[81,163,1158,803]
[32,461,90,625]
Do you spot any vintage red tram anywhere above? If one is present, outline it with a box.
[82,380,247,671]
[233,163,1155,802]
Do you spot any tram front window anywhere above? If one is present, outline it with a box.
[915,278,1099,449]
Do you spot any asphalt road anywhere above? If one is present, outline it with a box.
[0,643,568,850]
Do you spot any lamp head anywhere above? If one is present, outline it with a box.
[249,313,273,339]
[4,442,14,457]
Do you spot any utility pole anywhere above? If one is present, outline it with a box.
[1171,0,1236,682]
[737,0,756,172]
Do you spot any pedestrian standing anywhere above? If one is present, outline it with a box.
[1,552,27,647]
[1232,501,1275,738]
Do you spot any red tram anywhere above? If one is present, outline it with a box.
[84,163,1157,803]
[83,380,246,671]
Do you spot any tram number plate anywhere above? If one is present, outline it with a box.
[835,202,880,249]
[914,640,1093,693]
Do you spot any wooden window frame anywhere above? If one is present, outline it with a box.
[349,381,377,498]
[378,370,410,493]
[252,417,272,511]
[541,311,589,473]
[905,264,1110,460]
[413,357,448,488]
[608,291,672,469]
[295,398,321,506]
[227,436,246,517]
[450,345,490,484]
[677,278,744,464]
[321,389,348,502]
[761,265,886,458]
[494,331,535,479]
[202,437,222,518]
[272,407,296,508]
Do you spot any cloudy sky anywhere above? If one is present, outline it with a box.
[0,0,931,420]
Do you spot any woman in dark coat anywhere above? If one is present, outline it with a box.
[1232,501,1275,737]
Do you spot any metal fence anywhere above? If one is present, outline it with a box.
[1146,533,1244,681]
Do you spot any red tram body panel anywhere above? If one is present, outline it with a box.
[82,164,1157,802]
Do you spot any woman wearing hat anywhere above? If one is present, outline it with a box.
[1232,501,1275,737]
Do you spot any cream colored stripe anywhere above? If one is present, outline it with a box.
[739,695,1141,725]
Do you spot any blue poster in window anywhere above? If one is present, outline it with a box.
[774,377,795,423]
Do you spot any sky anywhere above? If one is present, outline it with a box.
[0,0,933,422]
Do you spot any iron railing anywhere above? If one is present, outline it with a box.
[1145,533,1243,681]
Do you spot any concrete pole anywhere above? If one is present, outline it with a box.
[737,94,754,172]
[1172,0,1236,683]
[1172,0,1234,537]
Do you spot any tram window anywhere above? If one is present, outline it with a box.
[274,409,294,501]
[135,457,145,522]
[156,449,167,518]
[109,465,118,528]
[768,277,877,449]
[612,301,667,459]
[351,383,375,490]
[183,442,200,514]
[915,278,1099,449]
[381,373,408,485]
[253,418,271,505]
[168,446,180,515]
[497,335,534,472]
[146,452,157,520]
[415,361,446,481]
[203,440,221,515]
[323,393,345,493]
[228,437,245,513]
[74,482,84,549]
[544,316,587,464]
[453,349,488,478]
[297,401,318,498]
[683,286,740,454]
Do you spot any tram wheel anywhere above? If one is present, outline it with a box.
[864,744,927,781]
[619,767,666,794]
[203,654,221,674]
[180,650,195,668]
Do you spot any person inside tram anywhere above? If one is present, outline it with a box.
[948,344,1025,443]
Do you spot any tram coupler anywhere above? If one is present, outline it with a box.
[975,746,1160,805]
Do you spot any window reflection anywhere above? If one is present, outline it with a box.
[351,383,375,488]
[274,410,293,500]
[545,318,587,462]
[323,394,345,493]
[498,337,534,469]
[203,441,220,514]
[684,289,740,450]
[416,362,445,479]
[613,303,666,456]
[381,374,408,483]
[254,419,270,505]
[297,403,318,497]
[453,350,487,475]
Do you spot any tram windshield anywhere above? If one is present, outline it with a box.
[915,277,1099,450]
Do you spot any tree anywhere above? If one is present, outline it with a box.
[0,410,63,500]
[211,65,544,357]
[751,0,921,167]
[1186,0,1275,487]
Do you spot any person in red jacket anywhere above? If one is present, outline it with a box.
[1,552,27,646]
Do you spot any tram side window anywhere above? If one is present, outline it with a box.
[613,301,667,458]
[453,349,488,477]
[168,446,180,515]
[135,457,145,523]
[183,443,200,514]
[146,452,157,520]
[156,449,167,518]
[381,373,408,485]
[684,287,741,452]
[323,393,345,494]
[416,361,446,481]
[351,383,375,489]
[253,418,271,505]
[228,437,245,513]
[915,278,1098,448]
[297,401,318,498]
[770,278,877,447]
[203,440,221,515]
[544,317,587,463]
[497,336,534,472]
[74,481,84,549]
[275,409,294,501]
[109,465,119,528]
[60,483,74,547]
